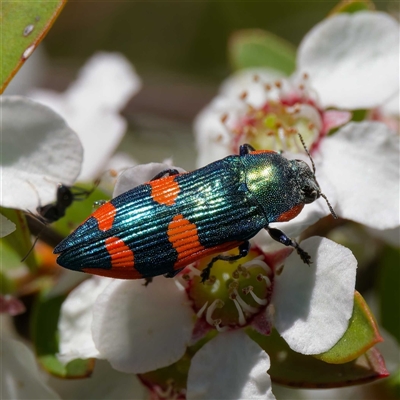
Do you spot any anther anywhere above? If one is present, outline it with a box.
[220,113,228,124]
[214,319,229,332]
[232,269,240,279]
[303,72,309,80]
[257,274,272,287]
[239,91,248,100]
[206,299,224,325]
[275,81,282,89]
[253,74,260,82]
[264,83,272,91]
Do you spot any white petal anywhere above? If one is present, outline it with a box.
[297,12,400,109]
[220,68,284,107]
[1,336,61,400]
[0,214,16,237]
[187,330,274,400]
[113,163,186,197]
[194,96,243,167]
[29,53,141,181]
[58,276,113,363]
[318,121,400,229]
[47,360,147,400]
[66,52,142,111]
[273,237,357,354]
[92,277,194,373]
[0,96,83,211]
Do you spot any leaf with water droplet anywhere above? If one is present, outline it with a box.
[1,0,67,93]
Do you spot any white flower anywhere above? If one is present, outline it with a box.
[0,336,61,400]
[0,96,83,211]
[195,11,400,246]
[29,52,142,181]
[57,164,357,399]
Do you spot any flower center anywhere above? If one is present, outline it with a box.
[224,76,323,153]
[185,249,274,331]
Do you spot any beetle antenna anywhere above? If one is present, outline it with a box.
[297,133,316,174]
[320,193,338,219]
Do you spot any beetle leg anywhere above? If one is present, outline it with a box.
[200,241,250,283]
[143,277,153,286]
[265,226,311,265]
[239,144,256,156]
[151,169,180,181]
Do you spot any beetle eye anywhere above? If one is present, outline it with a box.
[310,190,318,200]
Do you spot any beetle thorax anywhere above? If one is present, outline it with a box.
[242,153,312,223]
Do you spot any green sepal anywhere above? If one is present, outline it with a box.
[0,207,37,272]
[1,0,67,93]
[329,0,375,15]
[314,291,383,363]
[228,29,296,75]
[31,290,95,378]
[246,328,388,388]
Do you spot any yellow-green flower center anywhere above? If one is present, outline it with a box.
[186,249,273,331]
[232,100,319,153]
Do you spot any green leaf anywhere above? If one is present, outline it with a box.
[314,291,382,363]
[378,246,400,344]
[228,29,296,75]
[0,208,37,271]
[52,184,110,237]
[1,0,66,93]
[31,291,95,378]
[329,0,375,15]
[247,328,388,388]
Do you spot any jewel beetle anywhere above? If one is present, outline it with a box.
[54,143,337,282]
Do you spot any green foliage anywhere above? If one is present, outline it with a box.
[247,327,388,388]
[228,29,296,75]
[0,208,37,272]
[31,291,95,378]
[330,0,375,15]
[378,246,400,344]
[1,0,66,92]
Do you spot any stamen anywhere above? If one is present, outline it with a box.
[186,265,201,276]
[257,274,272,287]
[206,299,224,325]
[239,91,248,100]
[231,298,246,325]
[264,83,272,91]
[253,74,260,82]
[197,301,209,318]
[233,289,258,314]
[214,319,229,332]
[303,72,309,80]
[242,257,272,275]
[247,287,268,305]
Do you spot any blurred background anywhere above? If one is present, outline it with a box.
[7,0,395,169]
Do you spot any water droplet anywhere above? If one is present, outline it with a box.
[23,24,34,37]
[22,45,35,60]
